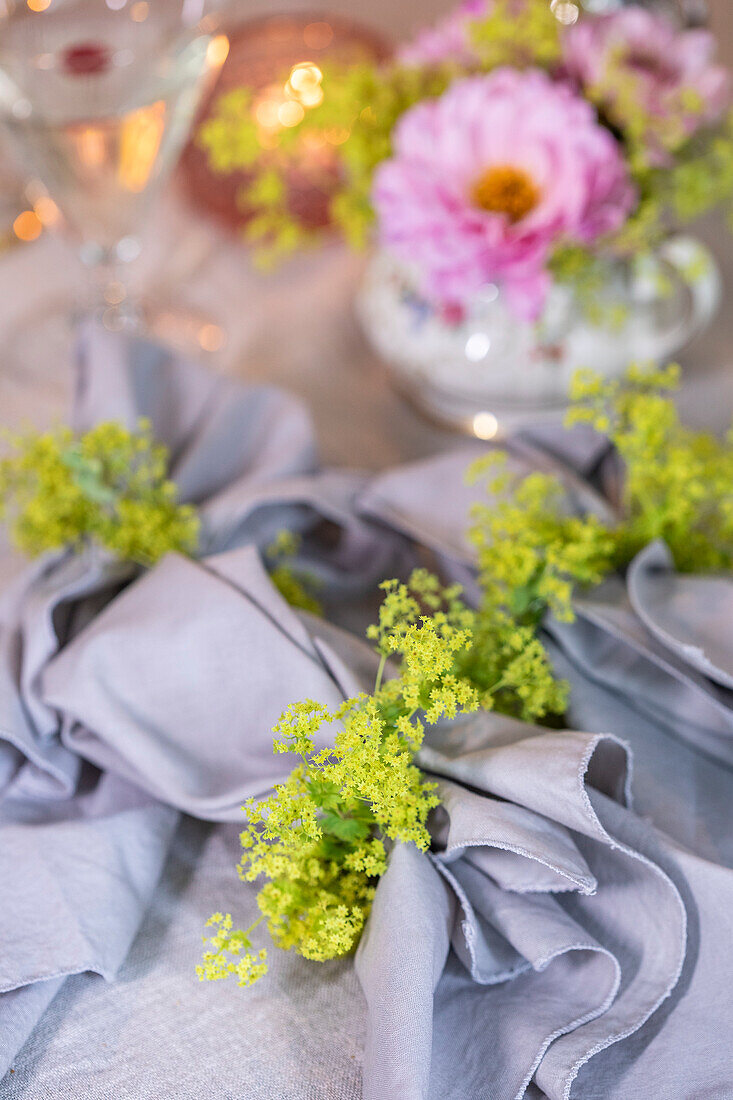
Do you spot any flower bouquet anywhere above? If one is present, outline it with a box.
[200,0,733,428]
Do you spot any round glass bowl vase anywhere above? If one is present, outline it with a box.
[357,237,720,436]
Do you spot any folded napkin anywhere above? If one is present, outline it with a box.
[547,549,733,767]
[350,427,733,1096]
[42,546,365,819]
[629,539,733,690]
[0,324,397,1077]
[357,713,688,1100]
[2,318,408,786]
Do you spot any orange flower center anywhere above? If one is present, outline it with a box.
[471,165,540,223]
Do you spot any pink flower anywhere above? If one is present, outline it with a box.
[372,69,635,321]
[398,1,487,67]
[563,8,731,160]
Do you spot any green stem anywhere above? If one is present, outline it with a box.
[245,913,266,936]
[374,652,388,695]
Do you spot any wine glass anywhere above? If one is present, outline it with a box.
[0,0,229,382]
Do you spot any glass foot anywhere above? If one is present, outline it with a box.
[0,295,228,426]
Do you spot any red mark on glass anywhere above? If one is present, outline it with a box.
[62,42,111,77]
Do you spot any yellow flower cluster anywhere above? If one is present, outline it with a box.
[469,0,561,71]
[467,452,616,624]
[197,913,268,987]
[568,363,733,571]
[0,420,199,566]
[199,560,587,987]
[265,530,322,615]
[229,579,481,973]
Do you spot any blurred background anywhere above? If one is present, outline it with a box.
[1,0,732,467]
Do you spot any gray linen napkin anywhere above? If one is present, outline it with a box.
[41,546,363,819]
[357,713,687,1100]
[546,565,733,767]
[0,548,130,801]
[628,538,733,690]
[0,324,395,1078]
[0,323,351,801]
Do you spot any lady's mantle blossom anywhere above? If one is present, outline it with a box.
[563,8,731,164]
[372,69,635,320]
[0,420,199,566]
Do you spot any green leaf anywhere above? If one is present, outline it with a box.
[61,451,118,506]
[307,778,342,812]
[319,812,371,842]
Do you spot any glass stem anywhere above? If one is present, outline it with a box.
[81,241,142,333]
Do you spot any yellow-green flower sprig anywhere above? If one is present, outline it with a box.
[265,530,322,615]
[468,0,561,71]
[466,362,733,642]
[467,453,616,627]
[567,363,733,571]
[198,564,578,987]
[199,61,455,264]
[461,453,616,720]
[0,420,199,566]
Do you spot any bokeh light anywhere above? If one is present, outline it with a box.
[472,412,499,440]
[13,210,42,241]
[206,35,229,69]
[550,0,580,24]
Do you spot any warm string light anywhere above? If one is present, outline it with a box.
[206,34,230,70]
[472,412,499,440]
[13,210,42,241]
[253,61,325,141]
[33,194,61,226]
[10,189,61,244]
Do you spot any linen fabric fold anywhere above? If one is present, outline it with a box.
[0,325,396,1077]
[357,715,688,1100]
[0,768,178,1078]
[41,547,361,819]
[3,331,733,1098]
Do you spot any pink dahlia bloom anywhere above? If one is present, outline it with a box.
[373,69,635,321]
[563,8,731,160]
[398,0,487,68]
